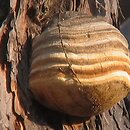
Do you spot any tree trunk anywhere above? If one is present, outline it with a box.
[0,0,130,130]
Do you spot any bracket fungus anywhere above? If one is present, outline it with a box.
[29,14,130,117]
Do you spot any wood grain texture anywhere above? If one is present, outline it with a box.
[30,14,130,117]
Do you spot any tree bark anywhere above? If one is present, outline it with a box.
[0,0,130,130]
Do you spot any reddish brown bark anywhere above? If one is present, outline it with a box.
[0,0,130,130]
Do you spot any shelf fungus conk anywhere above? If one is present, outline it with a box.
[30,14,130,117]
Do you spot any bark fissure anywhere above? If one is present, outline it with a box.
[112,114,121,130]
[83,122,89,130]
[95,115,102,130]
[11,91,26,130]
